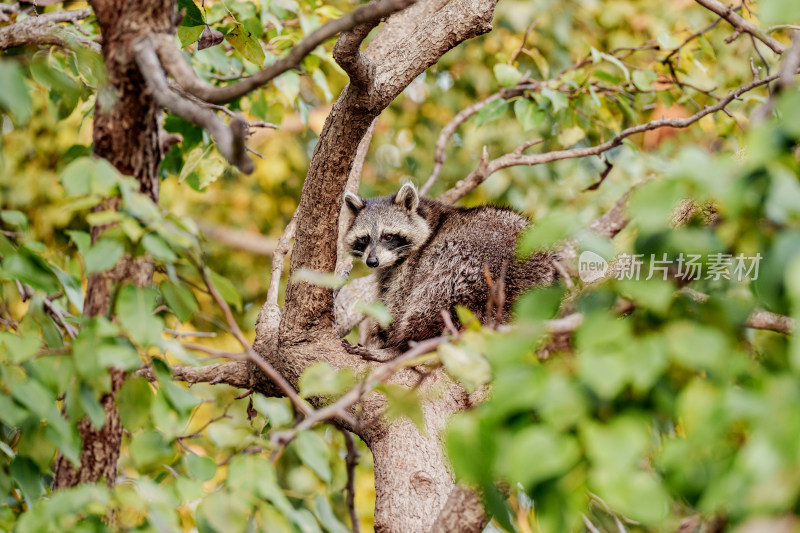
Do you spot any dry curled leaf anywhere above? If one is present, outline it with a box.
[197,25,224,51]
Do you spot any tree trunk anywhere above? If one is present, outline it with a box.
[264,4,499,529]
[52,0,172,490]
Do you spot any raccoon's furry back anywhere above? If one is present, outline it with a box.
[366,196,558,350]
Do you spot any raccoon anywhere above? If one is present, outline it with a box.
[343,183,558,352]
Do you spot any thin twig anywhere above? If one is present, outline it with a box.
[438,71,794,204]
[198,265,314,417]
[693,0,787,54]
[340,429,362,533]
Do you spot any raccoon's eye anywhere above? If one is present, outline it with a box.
[381,233,395,243]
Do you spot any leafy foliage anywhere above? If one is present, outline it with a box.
[0,0,799,531]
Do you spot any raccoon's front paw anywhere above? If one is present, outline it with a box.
[341,340,393,362]
[341,340,370,356]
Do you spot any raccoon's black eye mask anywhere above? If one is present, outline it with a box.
[353,236,370,253]
[381,233,410,250]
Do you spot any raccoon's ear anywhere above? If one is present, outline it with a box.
[344,192,365,214]
[394,183,419,211]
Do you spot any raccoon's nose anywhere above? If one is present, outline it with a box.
[366,256,379,268]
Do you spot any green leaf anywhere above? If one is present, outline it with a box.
[557,126,586,147]
[177,25,204,47]
[0,60,32,125]
[454,305,481,331]
[475,99,509,127]
[207,268,243,312]
[79,382,106,430]
[291,268,346,289]
[541,87,568,113]
[762,0,800,25]
[83,238,124,274]
[196,151,227,189]
[517,212,582,256]
[497,426,580,487]
[514,98,544,131]
[632,70,657,91]
[130,430,174,469]
[226,23,266,66]
[52,266,84,313]
[666,321,728,373]
[314,494,351,533]
[198,490,252,533]
[184,453,217,482]
[439,343,491,393]
[1,210,28,230]
[1,332,41,363]
[178,146,211,183]
[656,31,680,50]
[493,64,522,88]
[379,383,426,434]
[293,430,332,484]
[142,233,178,262]
[0,249,60,293]
[117,377,154,431]
[251,396,293,428]
[160,281,199,322]
[115,285,165,346]
[10,456,43,501]
[354,301,393,328]
[177,0,205,26]
[275,71,300,102]
[298,361,355,398]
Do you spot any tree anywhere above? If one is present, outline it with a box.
[1,0,799,531]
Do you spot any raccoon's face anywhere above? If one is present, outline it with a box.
[343,183,431,269]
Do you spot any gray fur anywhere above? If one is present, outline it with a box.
[344,184,558,350]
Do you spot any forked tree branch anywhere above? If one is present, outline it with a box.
[0,8,99,51]
[438,71,794,204]
[693,0,787,54]
[132,36,254,173]
[157,0,417,105]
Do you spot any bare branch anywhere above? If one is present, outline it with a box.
[693,0,787,54]
[438,71,793,204]
[159,0,417,105]
[132,37,254,173]
[420,92,501,196]
[271,336,447,446]
[779,32,800,89]
[341,429,362,533]
[0,8,99,51]
[746,310,794,335]
[336,118,377,280]
[196,220,278,256]
[198,265,313,417]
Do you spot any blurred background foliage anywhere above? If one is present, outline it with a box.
[1,0,799,530]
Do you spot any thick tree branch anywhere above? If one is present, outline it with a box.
[693,0,787,54]
[270,336,447,447]
[0,8,99,51]
[438,71,793,204]
[333,22,377,88]
[158,0,417,105]
[132,36,254,173]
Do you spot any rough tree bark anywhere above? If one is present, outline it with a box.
[52,0,172,489]
[259,1,498,530]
